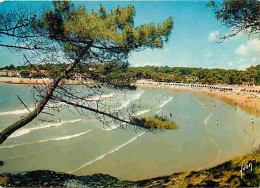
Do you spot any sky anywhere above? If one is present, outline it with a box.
[0,0,259,70]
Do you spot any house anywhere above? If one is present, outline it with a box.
[73,73,85,80]
[0,69,18,77]
[136,79,154,85]
[242,81,255,87]
[88,67,97,72]
[185,76,198,82]
[29,70,49,78]
[0,69,8,76]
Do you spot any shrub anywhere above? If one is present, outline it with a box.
[141,116,178,130]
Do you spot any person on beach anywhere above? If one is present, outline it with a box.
[170,113,173,121]
[216,120,219,127]
[251,118,254,126]
[58,109,61,123]
[234,103,237,111]
[251,122,255,134]
[161,113,164,118]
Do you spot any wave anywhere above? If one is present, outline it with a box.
[135,109,150,116]
[116,100,131,111]
[0,130,92,150]
[68,131,145,173]
[0,108,34,116]
[198,110,222,171]
[0,102,67,116]
[9,119,82,138]
[104,125,118,131]
[204,113,213,125]
[116,90,144,111]
[158,97,173,108]
[87,93,114,101]
[46,102,66,108]
[38,130,92,142]
[195,98,206,109]
[104,109,150,131]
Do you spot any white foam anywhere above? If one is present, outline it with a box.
[87,93,114,101]
[104,125,118,131]
[204,113,213,125]
[135,109,150,116]
[0,108,34,116]
[0,143,24,149]
[116,90,144,111]
[39,130,92,142]
[104,109,150,131]
[9,119,82,138]
[46,102,66,108]
[195,98,206,109]
[69,132,145,173]
[159,97,173,108]
[198,111,223,171]
[0,102,66,116]
[116,99,131,111]
[0,130,92,150]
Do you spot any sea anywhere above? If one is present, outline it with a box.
[0,84,259,180]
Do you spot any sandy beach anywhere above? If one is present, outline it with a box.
[0,77,94,85]
[0,77,53,85]
[136,83,260,117]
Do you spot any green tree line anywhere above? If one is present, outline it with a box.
[2,63,260,85]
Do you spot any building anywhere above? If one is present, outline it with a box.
[88,67,97,72]
[29,70,49,78]
[0,69,18,77]
[0,70,8,76]
[242,81,255,87]
[73,73,85,80]
[185,76,198,83]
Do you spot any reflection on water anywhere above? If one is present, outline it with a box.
[0,84,259,180]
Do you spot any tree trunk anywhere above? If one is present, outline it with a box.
[0,48,89,145]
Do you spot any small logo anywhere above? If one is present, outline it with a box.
[240,163,253,178]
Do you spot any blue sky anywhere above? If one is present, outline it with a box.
[0,0,260,70]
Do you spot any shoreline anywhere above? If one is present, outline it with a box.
[137,84,260,117]
[0,77,52,85]
[0,77,96,86]
[1,76,260,117]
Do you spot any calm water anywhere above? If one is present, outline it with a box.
[0,84,259,180]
